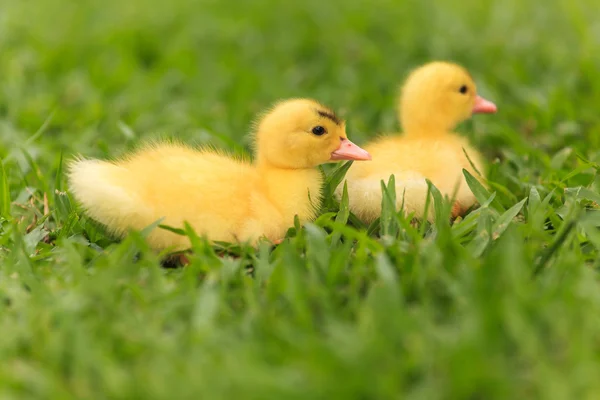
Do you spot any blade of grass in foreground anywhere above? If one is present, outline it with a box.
[491,197,527,239]
[532,218,578,277]
[54,152,73,221]
[325,160,354,195]
[463,169,506,212]
[380,175,398,238]
[0,161,11,219]
[452,192,496,239]
[330,181,350,248]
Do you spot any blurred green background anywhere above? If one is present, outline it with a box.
[2,0,599,160]
[2,0,600,398]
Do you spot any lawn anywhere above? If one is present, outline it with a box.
[1,0,600,398]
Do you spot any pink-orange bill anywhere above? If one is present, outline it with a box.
[473,95,497,114]
[330,138,371,161]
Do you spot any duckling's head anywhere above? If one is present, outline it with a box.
[253,98,371,169]
[398,61,497,134]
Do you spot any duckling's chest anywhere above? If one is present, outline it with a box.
[262,169,323,223]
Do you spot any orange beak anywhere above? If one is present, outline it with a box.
[330,138,371,161]
[472,95,497,114]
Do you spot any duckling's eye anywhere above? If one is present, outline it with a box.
[459,85,468,94]
[311,126,327,136]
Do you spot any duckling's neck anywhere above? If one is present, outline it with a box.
[256,161,323,223]
[401,117,455,138]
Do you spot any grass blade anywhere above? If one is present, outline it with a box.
[491,197,527,240]
[159,224,186,236]
[0,161,11,219]
[467,210,492,257]
[463,168,491,202]
[380,175,398,238]
[330,182,350,247]
[325,160,354,195]
[452,192,496,239]
[426,179,446,225]
[140,217,166,237]
[532,219,577,277]
[54,152,73,220]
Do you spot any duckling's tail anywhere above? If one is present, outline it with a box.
[67,158,150,237]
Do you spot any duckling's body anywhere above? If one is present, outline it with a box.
[70,144,322,248]
[69,99,370,251]
[340,62,496,223]
[346,133,485,222]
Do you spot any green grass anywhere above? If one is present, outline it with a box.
[2,0,600,398]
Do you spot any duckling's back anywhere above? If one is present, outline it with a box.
[68,143,258,250]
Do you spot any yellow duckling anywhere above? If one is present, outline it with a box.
[69,98,371,251]
[339,61,497,223]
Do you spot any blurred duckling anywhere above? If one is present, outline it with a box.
[69,98,371,251]
[339,61,497,223]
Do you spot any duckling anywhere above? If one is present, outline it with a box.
[339,61,497,223]
[69,98,371,251]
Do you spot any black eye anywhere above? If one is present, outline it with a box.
[311,126,326,136]
[459,85,468,94]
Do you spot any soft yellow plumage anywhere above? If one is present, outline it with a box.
[338,61,497,223]
[68,98,371,251]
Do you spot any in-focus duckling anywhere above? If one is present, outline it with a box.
[69,98,371,252]
[339,61,497,223]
